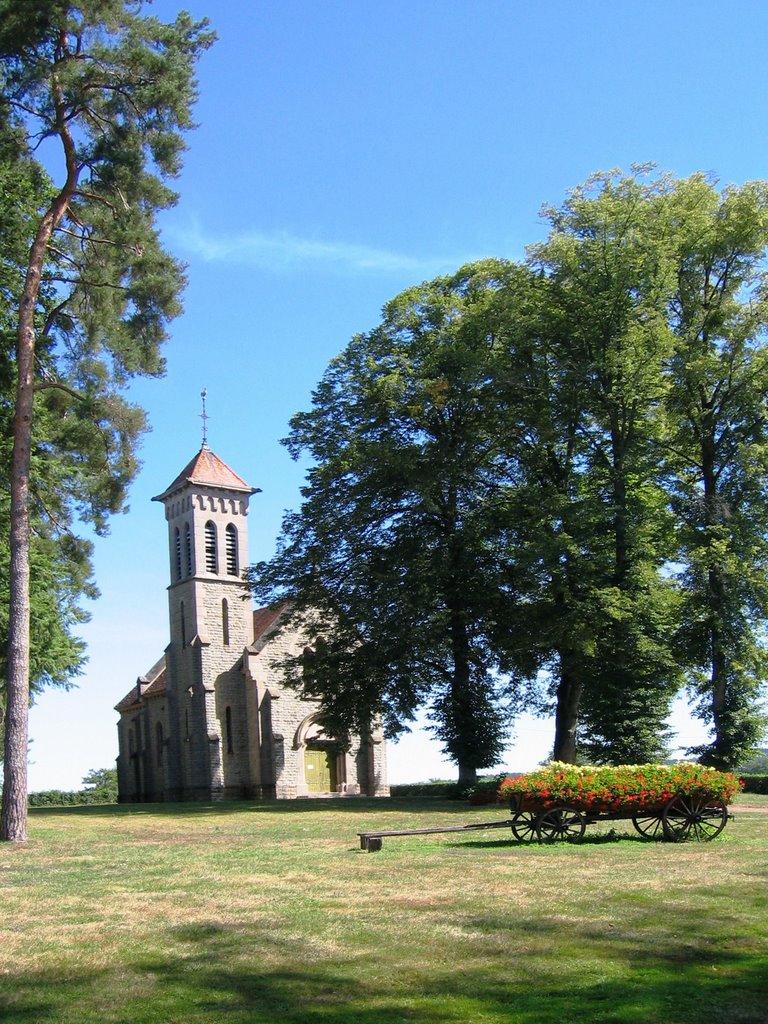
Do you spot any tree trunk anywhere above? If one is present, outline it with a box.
[552,652,584,762]
[609,409,630,588]
[2,270,38,842]
[448,608,477,785]
[701,413,728,767]
[1,61,79,841]
[706,614,729,768]
[457,763,478,786]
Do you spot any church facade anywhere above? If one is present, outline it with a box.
[115,444,389,802]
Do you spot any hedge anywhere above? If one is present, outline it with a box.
[28,789,115,807]
[390,776,506,801]
[741,774,768,794]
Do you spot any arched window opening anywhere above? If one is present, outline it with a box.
[180,601,186,647]
[204,521,218,574]
[225,706,233,754]
[184,522,193,576]
[226,524,238,576]
[156,721,164,765]
[184,708,190,741]
[222,598,230,646]
[174,527,182,581]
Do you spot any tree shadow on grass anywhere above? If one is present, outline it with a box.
[2,906,766,1024]
[446,830,660,851]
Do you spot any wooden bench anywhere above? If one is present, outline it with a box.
[358,818,515,851]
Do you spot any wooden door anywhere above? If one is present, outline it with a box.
[304,746,336,793]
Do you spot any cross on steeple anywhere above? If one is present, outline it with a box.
[200,388,209,446]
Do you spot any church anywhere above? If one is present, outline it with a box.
[115,443,389,802]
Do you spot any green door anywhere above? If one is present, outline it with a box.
[304,746,337,793]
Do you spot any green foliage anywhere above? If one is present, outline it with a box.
[80,766,118,802]
[26,766,118,806]
[27,789,83,807]
[388,781,465,799]
[252,167,768,779]
[661,178,768,768]
[389,775,506,802]
[0,112,90,746]
[525,169,684,763]
[28,767,118,805]
[739,774,768,794]
[738,749,768,775]
[0,0,216,528]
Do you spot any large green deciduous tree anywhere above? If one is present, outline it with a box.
[525,170,684,764]
[664,177,768,768]
[251,261,529,785]
[502,170,768,767]
[0,0,214,841]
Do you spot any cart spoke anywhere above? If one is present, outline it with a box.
[511,812,538,843]
[632,812,665,839]
[536,806,586,843]
[663,794,727,842]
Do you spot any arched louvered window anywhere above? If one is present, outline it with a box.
[184,523,193,576]
[204,521,218,574]
[222,598,230,646]
[174,527,182,581]
[226,524,238,576]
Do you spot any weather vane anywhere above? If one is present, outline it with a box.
[200,388,209,446]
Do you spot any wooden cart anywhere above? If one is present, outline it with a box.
[507,790,732,843]
[358,790,731,850]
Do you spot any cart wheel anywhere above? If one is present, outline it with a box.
[511,812,538,843]
[536,806,586,843]
[662,794,728,842]
[631,812,665,840]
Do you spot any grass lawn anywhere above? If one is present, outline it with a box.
[0,795,766,1023]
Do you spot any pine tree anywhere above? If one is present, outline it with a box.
[0,0,214,841]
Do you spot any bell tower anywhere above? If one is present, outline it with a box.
[152,442,260,799]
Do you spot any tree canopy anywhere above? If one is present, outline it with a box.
[251,260,528,784]
[252,169,768,778]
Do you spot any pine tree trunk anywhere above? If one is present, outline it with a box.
[1,79,78,841]
[1,283,37,842]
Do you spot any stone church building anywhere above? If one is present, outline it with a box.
[115,444,389,802]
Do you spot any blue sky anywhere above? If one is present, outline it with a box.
[27,0,768,790]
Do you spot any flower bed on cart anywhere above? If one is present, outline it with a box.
[498,762,743,815]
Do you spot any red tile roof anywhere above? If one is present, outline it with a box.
[152,444,258,502]
[252,605,285,643]
[114,657,167,712]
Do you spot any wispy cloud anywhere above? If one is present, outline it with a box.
[168,219,474,277]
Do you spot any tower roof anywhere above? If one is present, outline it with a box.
[152,444,259,502]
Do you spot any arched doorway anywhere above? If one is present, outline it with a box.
[294,714,344,795]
